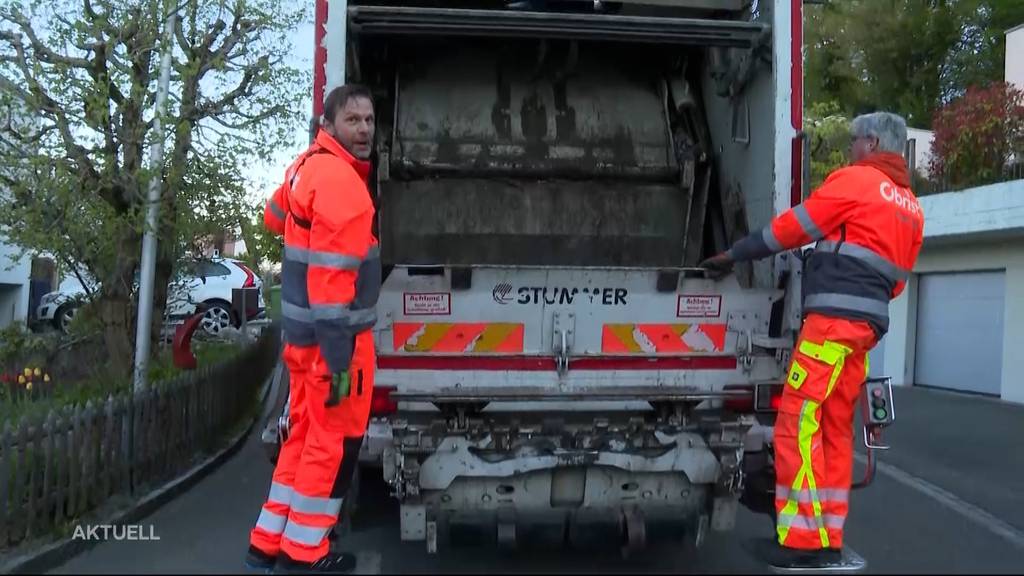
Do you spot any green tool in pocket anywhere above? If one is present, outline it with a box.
[326,372,351,407]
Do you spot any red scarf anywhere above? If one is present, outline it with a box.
[854,152,911,187]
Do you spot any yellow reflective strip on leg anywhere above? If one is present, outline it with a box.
[778,400,816,545]
[776,468,806,544]
[796,398,830,548]
[823,341,852,397]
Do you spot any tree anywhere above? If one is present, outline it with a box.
[929,82,1024,189]
[237,199,283,276]
[804,101,851,190]
[804,2,866,119]
[805,0,966,127]
[804,0,1024,129]
[0,0,307,376]
[944,1,1024,101]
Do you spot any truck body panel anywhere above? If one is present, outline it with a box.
[309,0,805,553]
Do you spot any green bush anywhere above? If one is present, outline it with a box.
[805,102,852,192]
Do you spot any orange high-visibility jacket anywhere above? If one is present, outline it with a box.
[274,130,380,373]
[264,141,328,236]
[727,153,924,337]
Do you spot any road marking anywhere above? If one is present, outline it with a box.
[855,454,1024,550]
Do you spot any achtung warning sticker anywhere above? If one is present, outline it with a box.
[677,295,722,318]
[404,293,451,316]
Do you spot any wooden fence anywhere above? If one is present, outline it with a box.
[0,325,280,549]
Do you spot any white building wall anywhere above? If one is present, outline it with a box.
[880,180,1024,404]
[906,127,934,176]
[1006,24,1024,91]
[0,237,31,327]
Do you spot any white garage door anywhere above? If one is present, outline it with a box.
[915,271,1005,396]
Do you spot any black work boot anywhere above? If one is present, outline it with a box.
[244,545,277,573]
[274,551,357,574]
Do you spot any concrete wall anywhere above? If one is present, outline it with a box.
[0,237,30,328]
[879,179,1024,404]
[1007,24,1024,91]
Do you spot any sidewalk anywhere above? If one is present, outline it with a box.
[864,385,1024,533]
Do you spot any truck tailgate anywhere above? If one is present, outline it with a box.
[374,266,784,399]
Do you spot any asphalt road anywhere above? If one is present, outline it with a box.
[51,385,1024,574]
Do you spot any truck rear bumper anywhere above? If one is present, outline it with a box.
[388,427,750,552]
[414,434,721,491]
[400,467,710,552]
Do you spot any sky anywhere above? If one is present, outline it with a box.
[244,15,315,204]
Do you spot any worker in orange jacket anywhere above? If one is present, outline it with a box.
[702,112,924,570]
[246,84,379,575]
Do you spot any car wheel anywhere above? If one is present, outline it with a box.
[55,304,78,333]
[199,301,234,337]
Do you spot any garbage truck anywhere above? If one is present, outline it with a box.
[268,0,821,555]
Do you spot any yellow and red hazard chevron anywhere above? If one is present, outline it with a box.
[602,323,727,354]
[393,322,525,354]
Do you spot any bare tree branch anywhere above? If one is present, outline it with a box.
[0,36,103,194]
[1,122,58,146]
[3,10,92,69]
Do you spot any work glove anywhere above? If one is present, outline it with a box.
[698,252,734,280]
[326,371,350,407]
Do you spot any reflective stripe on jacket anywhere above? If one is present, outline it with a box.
[264,143,328,236]
[727,154,924,337]
[275,130,380,373]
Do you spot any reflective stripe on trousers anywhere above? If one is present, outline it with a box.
[777,399,831,548]
[256,509,288,535]
[253,482,346,546]
[262,481,344,516]
[775,486,849,505]
[778,511,846,531]
[283,522,333,547]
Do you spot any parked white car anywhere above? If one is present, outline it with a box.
[35,257,266,336]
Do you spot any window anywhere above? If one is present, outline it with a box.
[198,261,231,278]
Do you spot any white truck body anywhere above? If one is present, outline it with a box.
[315,0,807,553]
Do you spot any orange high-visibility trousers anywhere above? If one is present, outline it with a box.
[250,332,375,562]
[774,313,876,550]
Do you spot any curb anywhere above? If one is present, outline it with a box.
[0,360,284,575]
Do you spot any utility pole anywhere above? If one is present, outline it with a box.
[132,5,177,392]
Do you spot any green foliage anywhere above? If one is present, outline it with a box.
[0,323,50,372]
[805,102,852,190]
[929,82,1024,189]
[805,0,1024,128]
[239,199,284,274]
[0,0,310,374]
